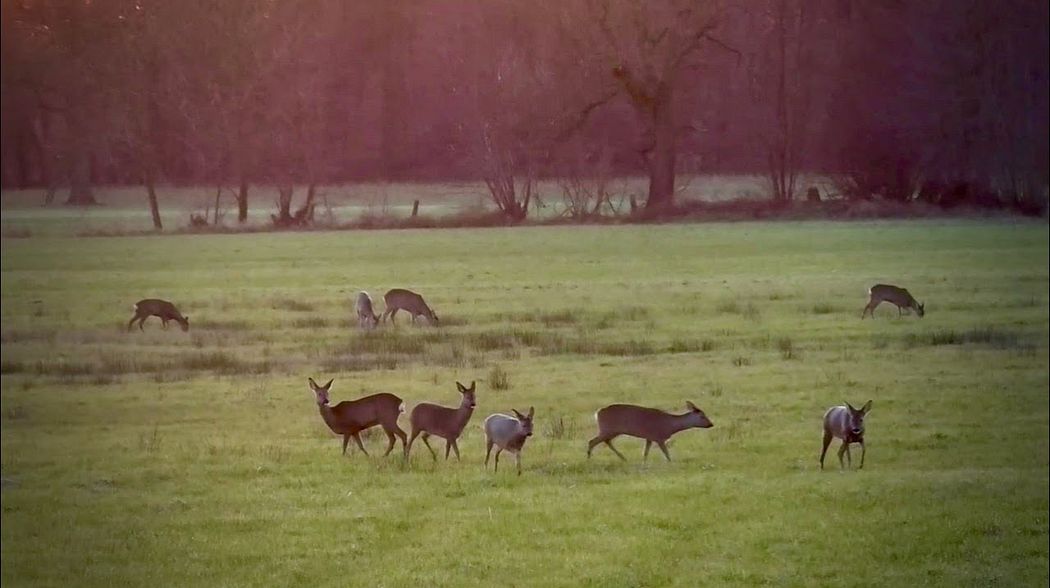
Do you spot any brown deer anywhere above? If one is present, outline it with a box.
[406,381,477,461]
[308,377,407,457]
[381,288,439,326]
[128,299,189,332]
[355,291,379,330]
[587,401,714,462]
[820,401,871,470]
[862,284,924,319]
[484,407,534,475]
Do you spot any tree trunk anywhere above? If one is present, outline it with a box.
[65,147,96,205]
[145,169,163,230]
[646,84,676,212]
[237,178,249,222]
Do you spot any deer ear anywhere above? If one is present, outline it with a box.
[308,377,319,389]
[686,401,698,411]
[511,409,525,420]
[469,380,476,391]
[845,402,857,412]
[456,381,466,392]
[323,379,334,390]
[861,400,872,414]
[527,406,534,419]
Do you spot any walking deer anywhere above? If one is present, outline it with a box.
[355,291,379,330]
[484,407,534,475]
[587,402,714,462]
[862,284,924,318]
[128,299,189,332]
[308,377,407,457]
[381,288,439,326]
[820,401,872,470]
[407,381,477,461]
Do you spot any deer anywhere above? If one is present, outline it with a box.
[483,407,534,475]
[381,288,439,326]
[406,381,477,461]
[820,401,871,470]
[587,401,714,462]
[355,291,379,330]
[862,284,924,319]
[308,377,407,457]
[128,299,189,332]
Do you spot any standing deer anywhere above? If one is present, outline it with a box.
[862,284,924,318]
[484,407,534,475]
[406,381,477,461]
[128,299,189,332]
[587,401,714,462]
[308,377,407,457]
[381,288,439,326]
[820,401,872,470]
[355,291,379,330]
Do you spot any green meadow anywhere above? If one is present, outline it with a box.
[1,218,1048,586]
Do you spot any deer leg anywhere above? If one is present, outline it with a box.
[862,300,877,319]
[406,428,421,457]
[138,316,147,331]
[643,440,653,461]
[845,442,853,467]
[380,422,407,457]
[351,433,369,456]
[341,434,351,456]
[820,430,833,469]
[897,305,902,317]
[450,439,461,461]
[161,318,169,329]
[485,439,494,467]
[859,440,866,469]
[515,452,522,476]
[421,433,438,461]
[656,441,672,462]
[494,448,503,472]
[604,439,627,461]
[382,430,397,457]
[586,435,604,458]
[837,441,847,469]
[127,315,140,331]
[444,439,452,460]
[388,309,398,325]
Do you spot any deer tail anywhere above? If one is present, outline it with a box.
[399,401,406,414]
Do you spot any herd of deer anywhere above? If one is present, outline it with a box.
[127,283,925,473]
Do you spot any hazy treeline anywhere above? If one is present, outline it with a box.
[1,0,1047,222]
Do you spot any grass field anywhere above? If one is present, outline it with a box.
[1,217,1048,587]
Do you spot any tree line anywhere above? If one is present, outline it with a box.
[1,0,1047,227]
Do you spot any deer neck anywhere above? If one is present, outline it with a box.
[669,413,696,434]
[453,403,475,432]
[318,404,341,432]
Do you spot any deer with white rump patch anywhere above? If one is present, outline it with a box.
[407,381,477,461]
[820,401,872,470]
[587,402,714,462]
[381,288,439,326]
[309,377,407,457]
[484,407,534,475]
[862,284,924,318]
[355,291,379,330]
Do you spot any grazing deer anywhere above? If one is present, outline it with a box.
[308,377,407,457]
[407,381,477,461]
[355,291,379,330]
[587,401,714,462]
[862,284,924,319]
[381,288,439,326]
[484,407,534,475]
[820,401,872,470]
[128,299,189,332]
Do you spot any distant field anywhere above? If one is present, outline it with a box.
[0,176,789,236]
[1,219,1048,587]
